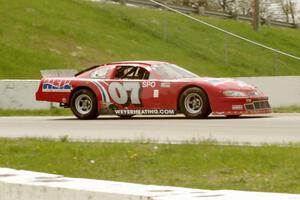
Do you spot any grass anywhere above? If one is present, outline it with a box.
[1,139,300,193]
[0,108,72,116]
[273,105,300,113]
[0,0,300,79]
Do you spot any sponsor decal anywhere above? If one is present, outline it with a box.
[115,109,176,115]
[153,90,159,98]
[232,105,244,110]
[142,81,156,88]
[42,79,72,92]
[160,82,170,88]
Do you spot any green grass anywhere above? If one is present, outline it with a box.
[0,0,300,79]
[273,105,300,113]
[1,139,300,193]
[0,108,72,116]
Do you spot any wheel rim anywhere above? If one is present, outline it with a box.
[75,94,93,115]
[184,93,203,114]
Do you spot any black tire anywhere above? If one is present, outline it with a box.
[179,87,211,119]
[70,89,98,120]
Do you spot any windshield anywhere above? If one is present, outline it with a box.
[150,63,199,79]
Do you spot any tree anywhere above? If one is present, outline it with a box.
[193,0,208,8]
[218,0,235,12]
[166,0,209,8]
[277,0,297,23]
[281,0,291,22]
[237,0,252,16]
[288,0,296,24]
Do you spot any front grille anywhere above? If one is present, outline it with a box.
[254,101,270,109]
[245,104,254,110]
[245,100,270,111]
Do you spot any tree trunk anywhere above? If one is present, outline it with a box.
[289,0,296,24]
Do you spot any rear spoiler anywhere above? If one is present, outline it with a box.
[40,69,78,78]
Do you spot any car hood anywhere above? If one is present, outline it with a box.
[200,77,256,91]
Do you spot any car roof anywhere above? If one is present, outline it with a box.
[75,61,169,77]
[105,61,168,66]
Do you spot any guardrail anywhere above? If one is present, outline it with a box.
[112,0,299,29]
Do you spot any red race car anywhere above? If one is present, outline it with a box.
[36,61,272,119]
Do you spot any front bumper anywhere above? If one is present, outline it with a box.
[211,97,272,116]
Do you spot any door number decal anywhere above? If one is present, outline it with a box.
[108,82,141,105]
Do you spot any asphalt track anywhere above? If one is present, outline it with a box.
[0,113,299,144]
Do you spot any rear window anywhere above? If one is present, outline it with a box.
[90,66,110,79]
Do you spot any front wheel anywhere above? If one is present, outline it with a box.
[70,89,98,120]
[179,87,211,119]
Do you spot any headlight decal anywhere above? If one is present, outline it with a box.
[223,90,247,97]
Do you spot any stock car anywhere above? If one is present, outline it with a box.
[36,61,272,119]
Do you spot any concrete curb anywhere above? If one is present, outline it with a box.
[1,168,300,200]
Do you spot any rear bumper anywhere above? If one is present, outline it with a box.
[36,91,70,104]
[35,92,44,101]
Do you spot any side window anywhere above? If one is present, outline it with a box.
[90,66,110,79]
[135,67,149,79]
[114,66,149,80]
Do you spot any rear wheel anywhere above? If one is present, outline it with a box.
[70,89,98,120]
[179,87,211,119]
